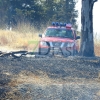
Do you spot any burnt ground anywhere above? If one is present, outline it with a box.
[0,54,100,100]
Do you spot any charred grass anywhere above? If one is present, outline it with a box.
[3,69,100,100]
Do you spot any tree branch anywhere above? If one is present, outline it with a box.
[92,0,98,4]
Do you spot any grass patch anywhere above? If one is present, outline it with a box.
[0,29,40,52]
[0,22,41,52]
[94,41,100,56]
[28,40,39,44]
[28,40,39,52]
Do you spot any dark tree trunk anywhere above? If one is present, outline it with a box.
[79,0,97,57]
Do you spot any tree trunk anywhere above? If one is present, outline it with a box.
[79,0,97,57]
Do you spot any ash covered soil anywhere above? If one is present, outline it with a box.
[0,55,100,100]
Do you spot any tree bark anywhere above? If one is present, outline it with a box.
[79,0,97,57]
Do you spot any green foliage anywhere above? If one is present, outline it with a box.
[0,0,78,30]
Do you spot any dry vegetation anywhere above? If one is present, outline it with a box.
[0,23,100,56]
[94,41,100,56]
[0,22,40,52]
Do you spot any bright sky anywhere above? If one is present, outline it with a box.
[76,0,100,33]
